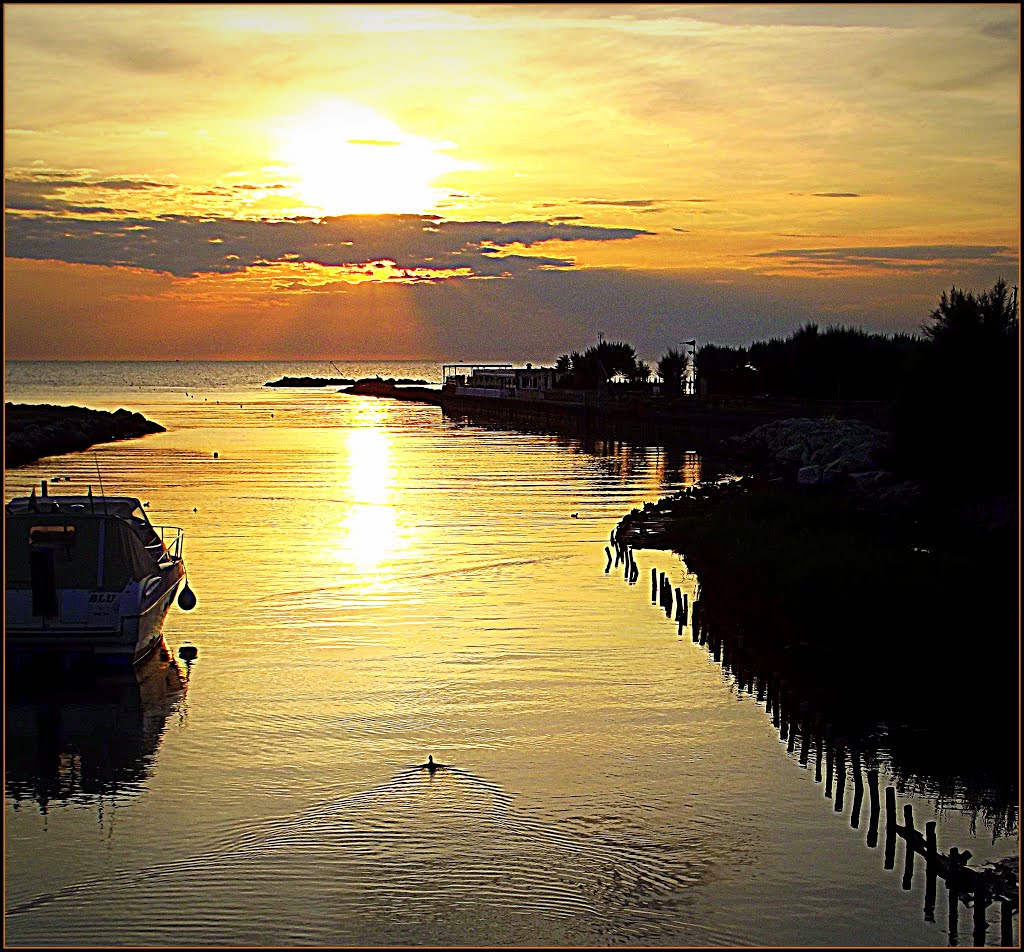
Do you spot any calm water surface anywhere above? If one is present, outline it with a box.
[4,362,1018,946]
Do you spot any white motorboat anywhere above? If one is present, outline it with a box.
[5,485,195,665]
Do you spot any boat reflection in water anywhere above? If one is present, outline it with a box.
[5,640,187,814]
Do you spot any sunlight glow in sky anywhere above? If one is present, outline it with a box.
[274,100,476,216]
[3,3,1019,360]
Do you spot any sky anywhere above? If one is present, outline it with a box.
[3,3,1020,362]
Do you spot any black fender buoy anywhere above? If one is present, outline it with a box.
[178,643,198,662]
[178,582,197,611]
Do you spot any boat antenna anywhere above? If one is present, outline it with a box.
[94,452,108,514]
[330,360,344,377]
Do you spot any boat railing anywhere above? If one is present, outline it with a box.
[150,525,185,562]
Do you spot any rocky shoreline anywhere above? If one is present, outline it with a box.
[4,403,166,468]
[613,416,1017,813]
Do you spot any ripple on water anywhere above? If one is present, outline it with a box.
[6,764,740,945]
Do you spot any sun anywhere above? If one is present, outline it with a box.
[275,100,473,215]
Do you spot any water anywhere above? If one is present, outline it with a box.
[4,361,1017,946]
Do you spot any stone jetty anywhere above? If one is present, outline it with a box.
[5,403,166,468]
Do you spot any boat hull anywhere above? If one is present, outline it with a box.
[5,569,184,668]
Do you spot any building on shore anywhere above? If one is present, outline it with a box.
[442,363,559,397]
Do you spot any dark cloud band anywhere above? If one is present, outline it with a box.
[4,211,652,278]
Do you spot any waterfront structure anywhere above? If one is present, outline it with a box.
[443,363,559,397]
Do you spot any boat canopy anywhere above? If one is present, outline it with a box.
[5,510,160,592]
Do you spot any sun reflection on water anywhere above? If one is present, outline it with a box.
[329,408,409,573]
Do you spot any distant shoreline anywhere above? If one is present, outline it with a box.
[4,403,166,468]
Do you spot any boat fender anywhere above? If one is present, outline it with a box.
[178,582,198,611]
[178,643,198,662]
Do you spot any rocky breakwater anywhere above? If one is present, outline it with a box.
[726,416,924,509]
[338,378,443,405]
[5,403,166,468]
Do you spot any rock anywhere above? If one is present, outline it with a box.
[4,403,165,468]
[797,465,822,486]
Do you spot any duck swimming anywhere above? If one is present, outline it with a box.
[417,755,448,773]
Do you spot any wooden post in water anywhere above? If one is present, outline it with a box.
[902,804,916,890]
[605,547,613,573]
[866,769,880,847]
[681,592,688,625]
[651,568,657,601]
[884,787,897,870]
[674,588,683,620]
[825,744,834,799]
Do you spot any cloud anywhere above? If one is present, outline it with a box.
[756,244,1017,272]
[810,192,861,198]
[4,173,176,214]
[4,211,652,278]
[577,198,664,207]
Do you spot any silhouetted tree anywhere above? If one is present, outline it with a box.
[565,340,638,387]
[891,279,1018,493]
[698,327,925,401]
[657,348,689,393]
[555,353,572,376]
[629,360,652,384]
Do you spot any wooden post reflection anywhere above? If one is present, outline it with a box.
[902,804,916,890]
[884,787,897,870]
[825,742,834,800]
[866,769,880,848]
[949,847,961,947]
[834,743,846,812]
[924,821,937,922]
[973,879,988,947]
[999,899,1013,946]
[850,751,863,829]
[815,717,824,784]
[799,709,811,767]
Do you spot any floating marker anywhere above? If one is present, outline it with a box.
[178,582,197,611]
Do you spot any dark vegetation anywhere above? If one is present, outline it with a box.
[695,325,926,401]
[694,278,1018,497]
[617,478,1018,823]
[5,403,165,468]
[553,280,1017,499]
[891,279,1019,494]
[613,280,1019,820]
